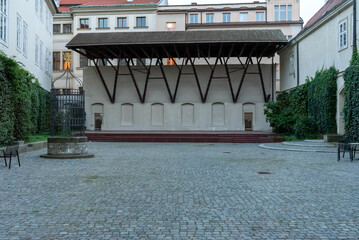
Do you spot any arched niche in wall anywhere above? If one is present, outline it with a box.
[242,102,255,131]
[212,102,225,127]
[151,103,164,126]
[91,103,104,131]
[181,103,194,127]
[121,103,134,127]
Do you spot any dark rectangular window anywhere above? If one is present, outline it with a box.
[98,18,108,28]
[80,18,89,28]
[117,17,127,28]
[53,52,60,70]
[63,24,72,33]
[136,17,146,27]
[80,54,88,68]
[53,24,60,34]
[190,14,198,24]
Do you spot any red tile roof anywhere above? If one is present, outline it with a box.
[304,0,346,29]
[58,0,161,12]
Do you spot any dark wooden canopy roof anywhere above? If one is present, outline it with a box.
[66,30,287,59]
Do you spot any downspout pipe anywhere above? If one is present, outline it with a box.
[354,0,357,49]
[296,41,300,86]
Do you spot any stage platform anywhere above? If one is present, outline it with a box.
[85,131,284,143]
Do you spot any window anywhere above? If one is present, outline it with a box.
[35,36,39,65]
[206,13,214,23]
[80,54,88,68]
[136,17,146,27]
[287,5,292,21]
[339,20,348,49]
[53,24,60,34]
[287,35,293,41]
[80,18,89,28]
[240,12,248,22]
[40,41,43,69]
[119,58,126,66]
[274,5,279,21]
[256,12,265,22]
[190,14,198,24]
[45,48,49,74]
[98,18,108,28]
[289,53,295,75]
[0,0,8,42]
[23,22,28,56]
[16,15,22,51]
[280,5,286,21]
[166,22,176,31]
[63,24,72,33]
[136,58,146,66]
[53,52,60,70]
[63,51,72,70]
[98,59,107,66]
[35,0,39,15]
[117,17,127,28]
[223,13,231,23]
[40,0,43,21]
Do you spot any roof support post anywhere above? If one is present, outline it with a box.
[92,59,114,103]
[172,58,186,103]
[126,58,143,103]
[256,57,268,103]
[142,59,152,103]
[223,58,236,103]
[158,58,174,102]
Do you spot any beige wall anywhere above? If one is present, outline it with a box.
[279,1,354,135]
[84,64,274,131]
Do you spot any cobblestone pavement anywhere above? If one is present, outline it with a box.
[0,142,358,240]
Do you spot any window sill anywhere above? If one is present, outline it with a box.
[115,27,130,29]
[54,33,73,35]
[77,28,91,30]
[338,46,348,52]
[96,27,110,30]
[134,26,149,29]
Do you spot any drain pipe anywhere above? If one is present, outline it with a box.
[296,40,300,86]
[354,0,357,49]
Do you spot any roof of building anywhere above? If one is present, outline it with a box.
[66,30,287,59]
[303,0,347,29]
[58,0,161,12]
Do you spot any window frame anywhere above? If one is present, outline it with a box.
[223,13,231,23]
[80,18,89,29]
[79,54,89,68]
[117,17,127,28]
[287,5,292,21]
[35,36,39,66]
[53,51,61,71]
[339,19,348,50]
[239,12,248,22]
[190,14,198,24]
[98,18,109,29]
[23,22,28,57]
[53,24,61,34]
[136,16,147,28]
[256,12,265,22]
[0,0,8,43]
[63,24,72,34]
[16,14,22,52]
[206,13,214,23]
[274,5,279,21]
[280,5,286,21]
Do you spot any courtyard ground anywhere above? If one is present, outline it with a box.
[0,142,358,239]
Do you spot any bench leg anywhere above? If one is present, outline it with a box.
[337,146,340,161]
[8,154,11,169]
[17,151,20,167]
[3,156,7,167]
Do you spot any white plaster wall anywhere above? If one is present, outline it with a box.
[0,0,55,90]
[84,64,273,131]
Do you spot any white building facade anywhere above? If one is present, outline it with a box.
[279,0,357,135]
[0,0,57,90]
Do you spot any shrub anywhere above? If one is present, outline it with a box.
[294,116,318,139]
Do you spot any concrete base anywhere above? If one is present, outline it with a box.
[40,136,94,159]
[324,134,343,143]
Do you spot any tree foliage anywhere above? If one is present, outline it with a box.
[0,52,50,145]
[264,67,338,139]
[344,47,359,141]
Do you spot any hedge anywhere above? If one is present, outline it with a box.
[0,52,50,145]
[343,48,359,141]
[264,67,338,139]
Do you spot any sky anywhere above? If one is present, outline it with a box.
[168,0,326,25]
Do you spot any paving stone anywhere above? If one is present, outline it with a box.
[0,142,358,239]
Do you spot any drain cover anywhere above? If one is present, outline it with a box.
[223,152,231,154]
[257,172,272,175]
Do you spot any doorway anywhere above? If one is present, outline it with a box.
[94,113,102,131]
[244,112,253,131]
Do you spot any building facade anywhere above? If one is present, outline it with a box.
[279,0,357,135]
[0,0,58,90]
